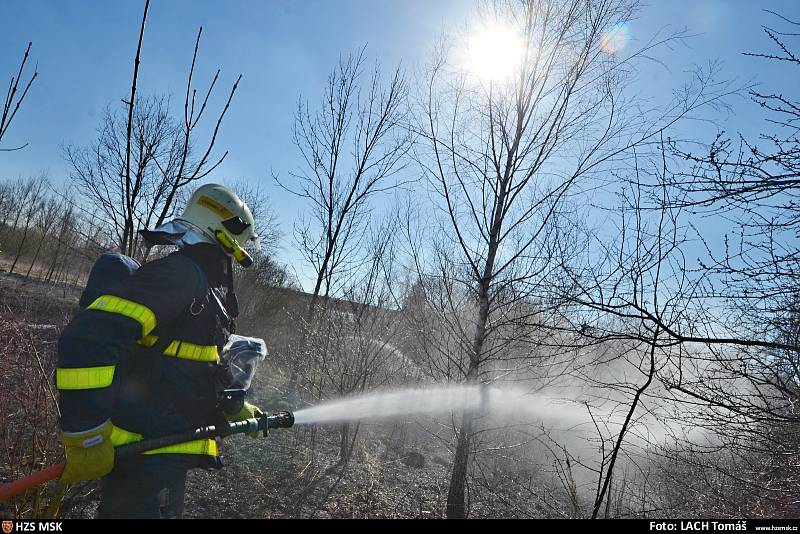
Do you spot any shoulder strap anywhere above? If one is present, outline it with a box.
[186,255,209,305]
[149,255,209,356]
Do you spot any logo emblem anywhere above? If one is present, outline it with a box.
[2,520,13,534]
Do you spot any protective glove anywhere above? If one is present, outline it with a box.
[225,402,264,438]
[60,420,115,483]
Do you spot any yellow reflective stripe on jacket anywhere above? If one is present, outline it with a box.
[110,424,217,456]
[144,439,218,456]
[136,336,218,363]
[163,340,218,362]
[110,425,143,446]
[138,334,158,347]
[88,295,157,339]
[56,366,115,390]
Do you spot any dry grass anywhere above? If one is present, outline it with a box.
[0,306,66,517]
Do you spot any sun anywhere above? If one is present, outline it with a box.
[465,22,526,84]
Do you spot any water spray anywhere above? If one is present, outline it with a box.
[291,384,590,428]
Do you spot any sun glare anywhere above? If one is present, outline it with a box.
[465,23,525,83]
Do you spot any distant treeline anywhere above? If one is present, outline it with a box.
[0,176,112,286]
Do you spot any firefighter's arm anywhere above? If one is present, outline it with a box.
[56,255,200,482]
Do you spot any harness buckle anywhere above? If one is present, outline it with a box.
[190,298,205,316]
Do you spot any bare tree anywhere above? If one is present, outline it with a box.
[660,11,800,361]
[563,148,680,517]
[278,47,410,310]
[275,47,409,416]
[44,201,78,283]
[567,138,800,518]
[65,96,178,255]
[65,1,240,258]
[550,11,800,519]
[0,177,26,240]
[7,176,47,273]
[578,12,800,433]
[23,196,61,280]
[413,0,729,518]
[656,15,800,516]
[0,42,37,152]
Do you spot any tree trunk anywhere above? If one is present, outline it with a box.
[10,218,33,273]
[446,413,474,518]
[445,247,495,517]
[45,233,65,282]
[339,423,351,465]
[25,225,52,280]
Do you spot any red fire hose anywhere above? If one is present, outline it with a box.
[0,464,65,502]
[0,411,294,502]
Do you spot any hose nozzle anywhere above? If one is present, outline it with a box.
[264,411,294,429]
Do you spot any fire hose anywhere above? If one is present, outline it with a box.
[0,411,294,502]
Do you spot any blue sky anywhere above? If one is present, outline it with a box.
[1,1,798,288]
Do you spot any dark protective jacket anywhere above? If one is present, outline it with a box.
[57,246,232,467]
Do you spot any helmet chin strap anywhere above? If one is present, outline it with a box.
[214,229,253,268]
[225,256,239,334]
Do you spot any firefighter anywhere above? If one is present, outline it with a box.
[56,184,263,518]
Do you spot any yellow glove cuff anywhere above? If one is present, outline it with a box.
[60,420,114,448]
[60,421,115,483]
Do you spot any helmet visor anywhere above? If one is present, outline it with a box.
[221,216,252,236]
[221,215,260,252]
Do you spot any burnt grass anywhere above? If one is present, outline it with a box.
[0,271,465,519]
[184,425,454,519]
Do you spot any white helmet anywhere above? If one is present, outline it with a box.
[177,184,259,267]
